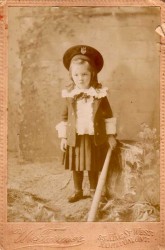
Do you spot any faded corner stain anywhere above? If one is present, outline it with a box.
[0,244,4,250]
[0,0,7,6]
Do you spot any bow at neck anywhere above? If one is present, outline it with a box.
[73,92,92,102]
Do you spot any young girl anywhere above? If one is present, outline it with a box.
[56,45,117,203]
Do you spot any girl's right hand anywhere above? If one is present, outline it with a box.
[60,138,67,152]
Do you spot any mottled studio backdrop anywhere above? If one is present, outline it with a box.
[8,7,160,162]
[7,6,160,222]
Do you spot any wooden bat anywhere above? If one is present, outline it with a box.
[87,147,112,222]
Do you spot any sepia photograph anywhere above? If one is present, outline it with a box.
[7,5,160,224]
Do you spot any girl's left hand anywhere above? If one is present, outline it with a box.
[108,135,117,150]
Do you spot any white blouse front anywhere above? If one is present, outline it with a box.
[76,96,94,135]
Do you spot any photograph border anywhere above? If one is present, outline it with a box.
[0,0,165,249]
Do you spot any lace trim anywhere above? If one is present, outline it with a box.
[62,86,108,99]
[55,121,67,138]
[105,118,117,134]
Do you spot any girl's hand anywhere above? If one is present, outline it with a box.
[108,135,117,150]
[60,138,67,152]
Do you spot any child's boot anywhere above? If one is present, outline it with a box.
[68,190,83,203]
[68,171,83,202]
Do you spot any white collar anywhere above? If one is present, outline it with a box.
[62,86,108,99]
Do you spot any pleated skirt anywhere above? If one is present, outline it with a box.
[64,134,109,171]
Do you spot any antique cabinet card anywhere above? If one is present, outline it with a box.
[0,0,165,249]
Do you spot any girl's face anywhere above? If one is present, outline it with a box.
[71,63,91,89]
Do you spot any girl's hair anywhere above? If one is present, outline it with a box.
[65,57,102,91]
